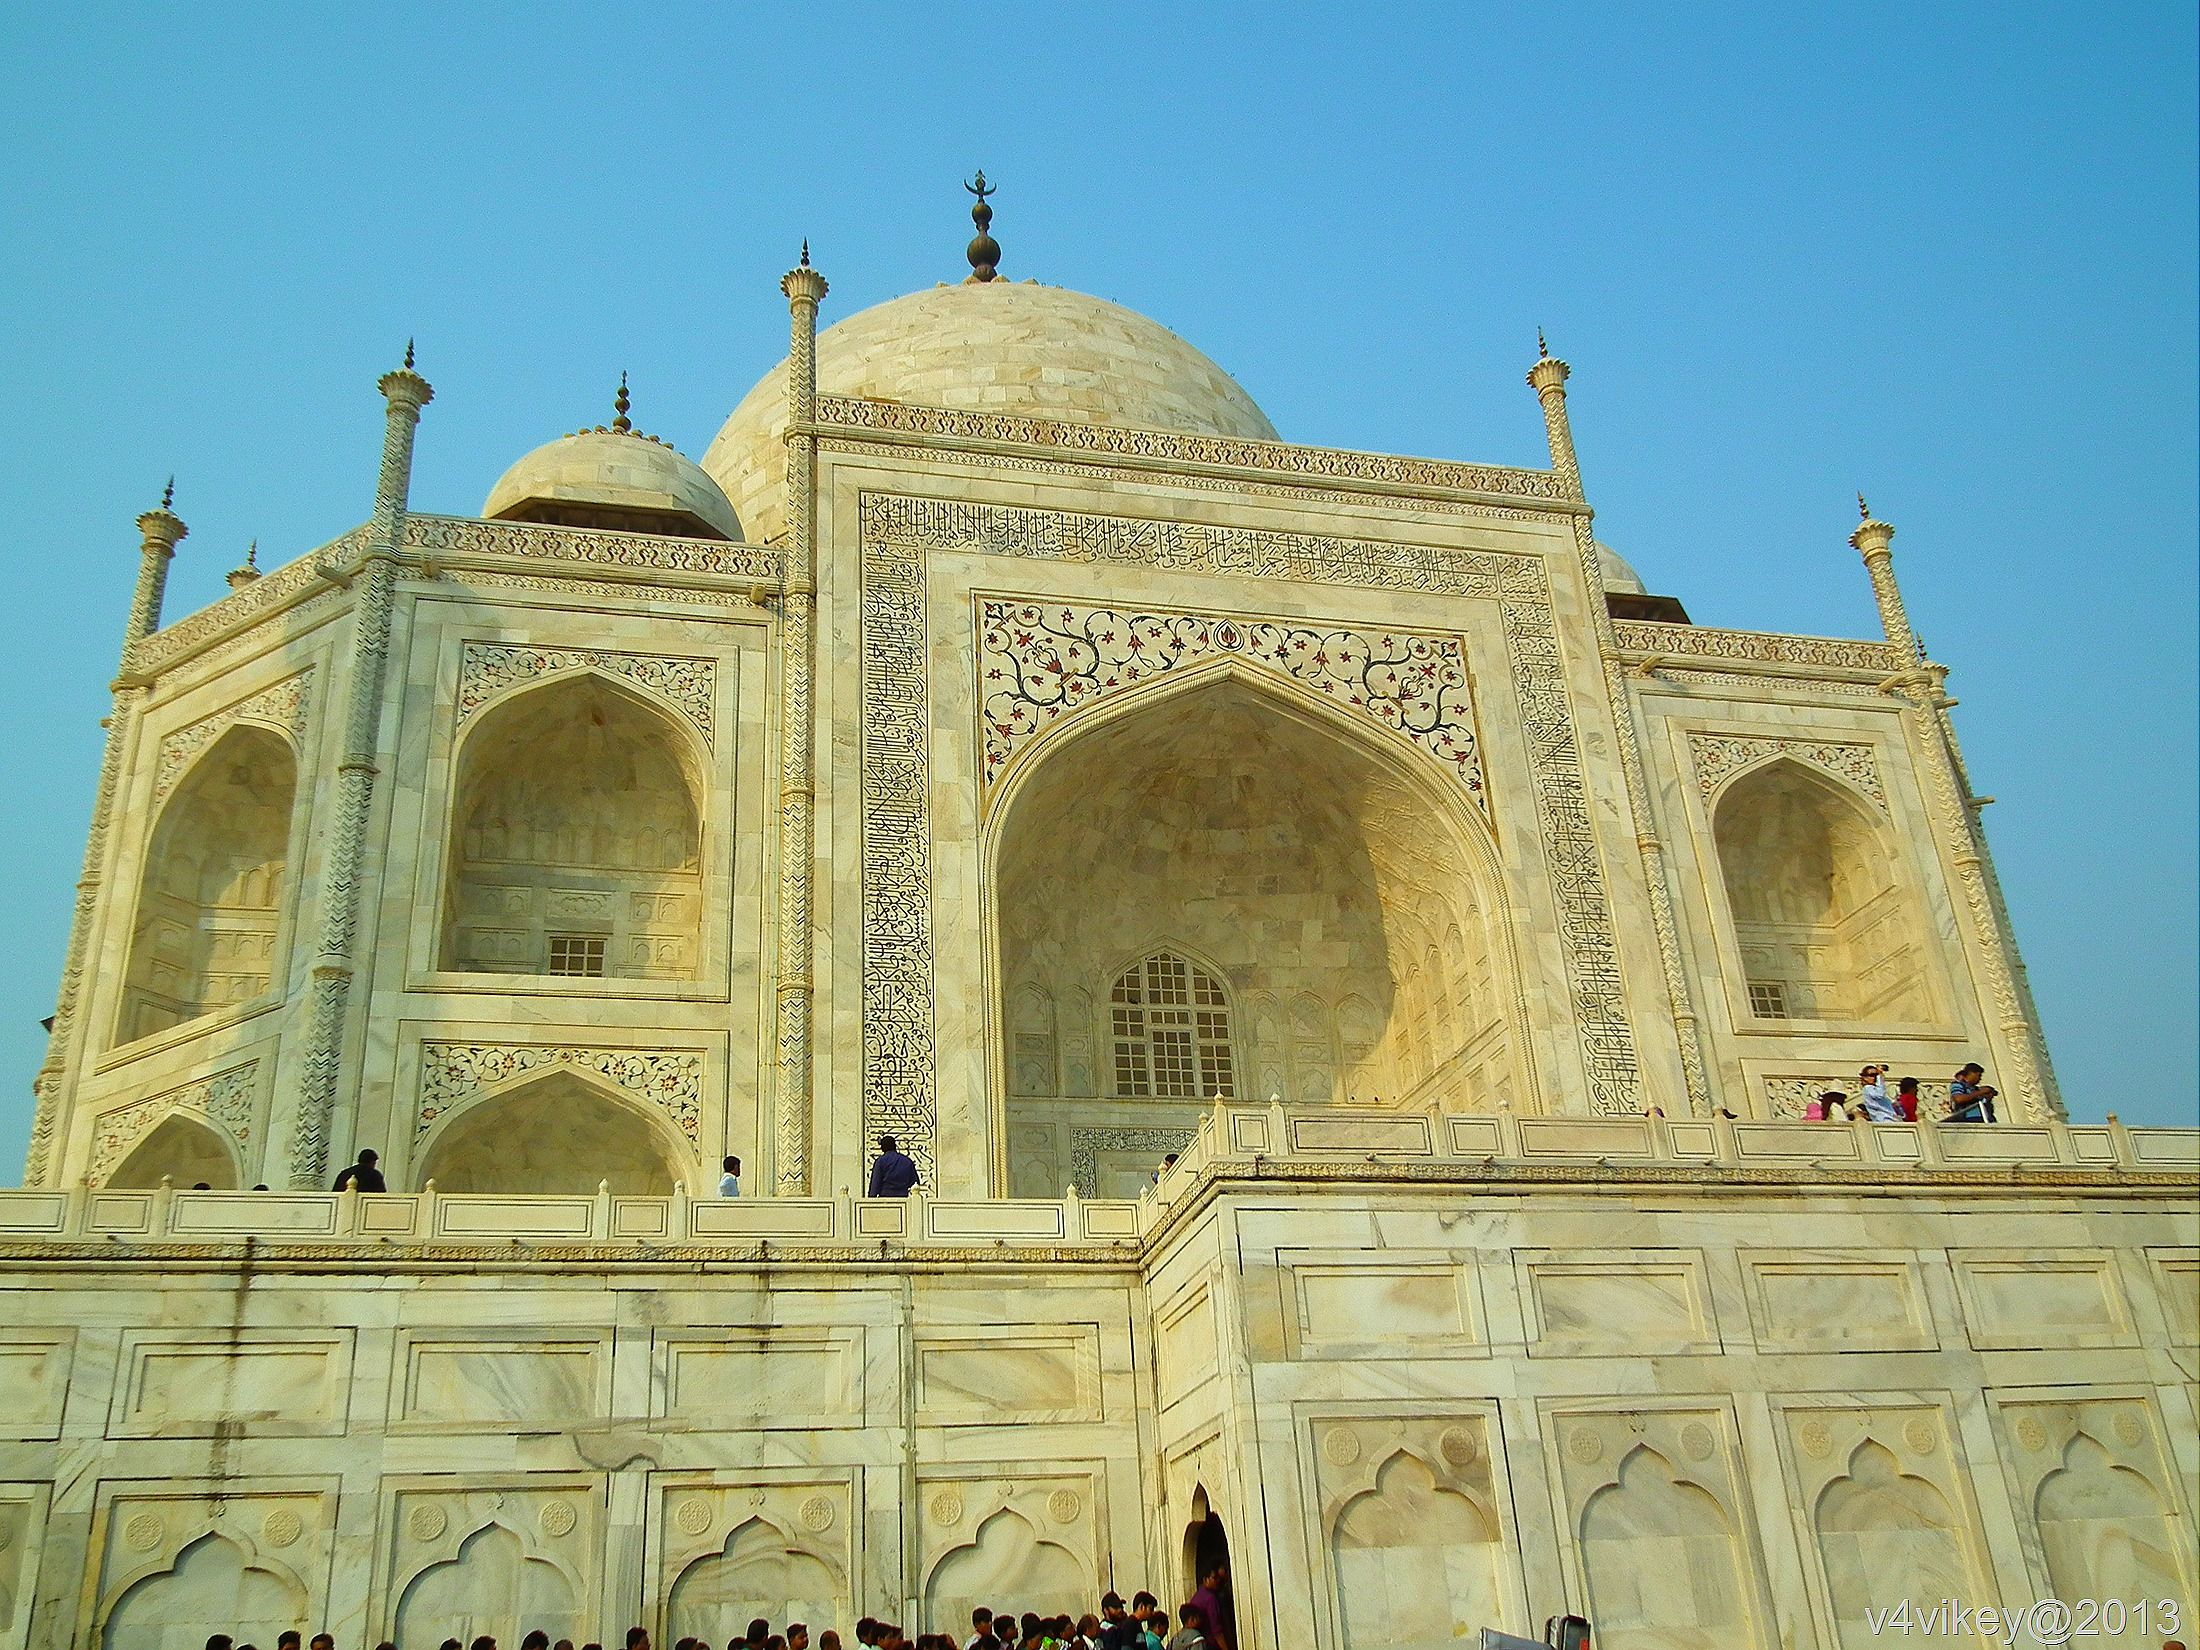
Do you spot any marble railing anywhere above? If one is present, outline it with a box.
[1,1110,2190,1250]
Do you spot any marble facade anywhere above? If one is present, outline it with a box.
[7,236,2190,1646]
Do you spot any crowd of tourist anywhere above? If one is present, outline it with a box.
[1803,1061,2000,1124]
[195,1571,1238,1650]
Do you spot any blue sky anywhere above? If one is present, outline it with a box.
[0,2,2192,1163]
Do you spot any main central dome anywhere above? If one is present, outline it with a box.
[702,279,1278,542]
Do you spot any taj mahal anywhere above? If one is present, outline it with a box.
[0,187,2191,1649]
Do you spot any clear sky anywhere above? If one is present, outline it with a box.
[0,3,2192,1167]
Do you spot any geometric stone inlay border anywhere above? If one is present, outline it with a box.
[416,1042,704,1147]
[1686,732,1886,814]
[976,598,1485,807]
[89,1061,259,1184]
[457,643,715,746]
[1067,1125,1197,1199]
[153,672,314,801]
[860,494,1640,1180]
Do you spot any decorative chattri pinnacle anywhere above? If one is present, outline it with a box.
[612,372,632,434]
[965,171,1001,282]
[227,540,262,590]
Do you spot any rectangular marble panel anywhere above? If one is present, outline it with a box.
[2148,1248,2198,1344]
[925,1200,1067,1240]
[432,1195,595,1238]
[1733,1122,1861,1161]
[1741,1252,1936,1352]
[85,1192,153,1234]
[1934,1126,2059,1163]
[1444,1116,1504,1155]
[168,1192,340,1236]
[1156,1283,1217,1405]
[392,1334,610,1428]
[0,1331,74,1439]
[1519,1250,1719,1356]
[1079,1202,1141,1240]
[855,1201,908,1238]
[113,1329,352,1437]
[357,1196,422,1235]
[916,1327,1101,1423]
[0,1193,68,1235]
[1282,1254,1484,1359]
[1517,1116,1654,1157]
[656,1328,864,1428]
[687,1198,838,1239]
[1951,1250,2134,1350]
[1288,1114,1435,1155]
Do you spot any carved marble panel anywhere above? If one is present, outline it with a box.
[111,1329,352,1439]
[976,597,1487,806]
[1991,1392,2195,1627]
[1279,1252,1484,1361]
[0,1329,73,1440]
[1686,732,1886,814]
[1546,1404,1764,1649]
[456,640,716,745]
[1740,1251,1937,1353]
[0,1483,46,1646]
[390,1333,611,1430]
[153,670,313,801]
[1778,1401,1994,1650]
[1518,1250,1720,1357]
[653,1328,866,1430]
[416,1042,703,1147]
[918,1471,1100,1632]
[381,1480,601,1650]
[1950,1249,2135,1350]
[94,1482,334,1650]
[915,1326,1102,1424]
[654,1475,852,1642]
[87,1062,260,1185]
[1307,1414,1508,1650]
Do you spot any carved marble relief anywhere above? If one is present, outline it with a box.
[384,1482,600,1648]
[88,1061,259,1185]
[975,598,1486,807]
[152,670,313,802]
[1548,1405,1763,1648]
[656,1479,851,1641]
[1686,732,1887,815]
[95,1485,331,1650]
[860,495,1641,1172]
[457,641,716,746]
[1309,1415,1508,1650]
[1993,1393,2194,1622]
[1763,1077,1951,1119]
[919,1473,1100,1629]
[1781,1403,1994,1650]
[416,1043,703,1148]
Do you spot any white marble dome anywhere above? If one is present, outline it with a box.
[1594,539,1647,595]
[704,280,1277,543]
[486,427,741,541]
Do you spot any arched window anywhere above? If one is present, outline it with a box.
[118,725,295,1045]
[442,677,704,980]
[1109,952,1235,1099]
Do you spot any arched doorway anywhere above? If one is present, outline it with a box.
[1712,761,1934,1025]
[416,1072,685,1195]
[117,724,296,1045]
[1182,1489,1235,1649]
[993,670,1517,1195]
[442,675,706,980]
[106,1113,239,1189]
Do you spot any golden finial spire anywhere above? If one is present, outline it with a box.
[160,476,175,511]
[612,371,632,434]
[1857,491,1870,520]
[964,171,1001,282]
[800,238,811,268]
[1538,327,1549,359]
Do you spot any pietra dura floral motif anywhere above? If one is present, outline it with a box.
[976,600,1486,806]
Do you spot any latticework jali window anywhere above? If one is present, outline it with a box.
[1110,952,1235,1099]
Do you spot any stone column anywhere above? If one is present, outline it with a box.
[291,352,431,1185]
[775,253,827,1194]
[1530,349,1714,1115]
[25,494,187,1183]
[1852,507,2062,1119]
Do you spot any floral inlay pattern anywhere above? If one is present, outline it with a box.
[89,1063,258,1183]
[416,1043,703,1144]
[456,643,715,745]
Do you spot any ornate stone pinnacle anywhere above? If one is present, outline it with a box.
[964,171,1001,282]
[1858,491,1871,520]
[612,371,632,434]
[1538,327,1549,359]
[160,476,175,510]
[403,337,415,370]
[227,540,262,589]
[800,238,810,268]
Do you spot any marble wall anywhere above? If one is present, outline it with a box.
[1,1134,2191,1650]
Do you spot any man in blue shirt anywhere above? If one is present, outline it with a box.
[867,1135,919,1197]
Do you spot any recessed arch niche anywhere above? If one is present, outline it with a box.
[414,1072,684,1196]
[993,670,1517,1193]
[100,1532,305,1650]
[441,674,705,980]
[666,1517,843,1642]
[117,724,296,1046]
[1712,760,1935,1025]
[106,1112,239,1190]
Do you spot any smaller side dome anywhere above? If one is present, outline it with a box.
[1594,540,1647,595]
[485,384,741,541]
